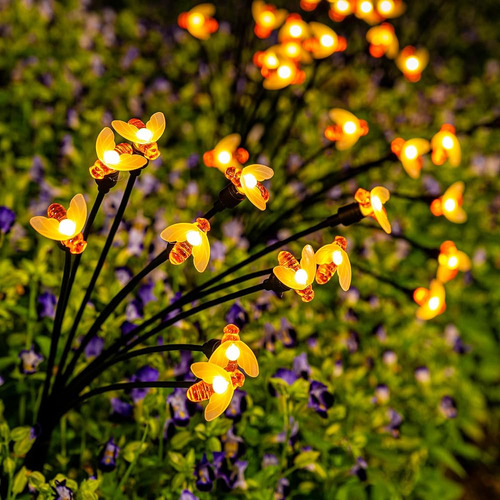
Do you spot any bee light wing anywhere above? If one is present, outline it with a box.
[458,251,471,271]
[252,0,265,20]
[190,361,227,383]
[96,127,116,163]
[337,248,352,291]
[242,164,274,181]
[146,112,166,142]
[112,154,148,172]
[299,244,316,285]
[208,344,230,369]
[111,120,138,142]
[30,216,62,240]
[193,3,215,16]
[160,223,194,243]
[273,266,302,290]
[214,134,241,155]
[205,387,234,421]
[66,194,87,235]
[371,186,391,234]
[328,108,358,126]
[240,174,267,211]
[315,243,337,265]
[237,341,259,377]
[192,231,210,272]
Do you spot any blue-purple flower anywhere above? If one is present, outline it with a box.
[167,388,195,426]
[84,336,104,359]
[98,438,119,472]
[129,365,159,403]
[194,454,215,492]
[224,390,247,420]
[440,396,457,418]
[373,384,390,404]
[308,381,334,418]
[19,347,43,375]
[350,457,368,481]
[110,397,133,421]
[221,428,245,461]
[386,408,403,437]
[179,490,199,500]
[414,366,431,384]
[52,479,74,500]
[0,206,16,234]
[37,292,57,319]
[225,301,248,330]
[293,352,311,380]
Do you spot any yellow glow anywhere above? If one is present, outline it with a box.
[264,53,279,68]
[212,375,229,394]
[59,219,76,236]
[442,136,454,150]
[371,195,382,211]
[428,296,440,311]
[360,1,373,13]
[225,343,240,361]
[404,145,418,160]
[186,230,202,246]
[189,13,204,27]
[295,268,308,285]
[377,0,394,14]
[337,0,350,12]
[285,42,300,57]
[277,64,292,79]
[260,11,275,27]
[444,198,456,212]
[103,150,120,165]
[343,121,357,135]
[320,34,334,48]
[332,250,343,265]
[405,56,420,71]
[217,151,232,164]
[289,24,303,38]
[243,173,258,189]
[136,128,153,142]
[447,255,459,269]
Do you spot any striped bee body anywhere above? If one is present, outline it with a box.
[316,262,337,285]
[169,241,193,266]
[47,203,67,221]
[277,251,314,302]
[187,380,214,403]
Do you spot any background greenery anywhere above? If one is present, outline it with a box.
[0,0,499,498]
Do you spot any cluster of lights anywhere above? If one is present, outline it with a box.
[328,0,405,23]
[366,22,398,59]
[177,4,219,40]
[187,324,258,421]
[252,0,288,38]
[324,108,369,150]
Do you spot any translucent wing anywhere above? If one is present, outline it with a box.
[112,153,147,172]
[242,164,274,181]
[241,179,266,210]
[214,134,241,155]
[205,387,234,421]
[111,120,138,142]
[252,0,265,20]
[445,181,464,200]
[190,361,228,384]
[401,158,421,179]
[336,134,360,151]
[192,231,210,272]
[30,217,62,240]
[315,243,337,265]
[458,251,471,271]
[445,207,467,224]
[337,248,351,291]
[146,112,166,142]
[274,9,288,26]
[328,108,358,126]
[273,266,302,290]
[299,245,316,285]
[160,223,193,243]
[66,194,87,235]
[408,138,430,155]
[192,3,215,17]
[208,344,230,369]
[448,138,461,166]
[237,342,259,377]
[96,127,116,163]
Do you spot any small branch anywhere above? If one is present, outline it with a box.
[110,343,204,366]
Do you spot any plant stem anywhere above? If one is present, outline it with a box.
[117,424,149,492]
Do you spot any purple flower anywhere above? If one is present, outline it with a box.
[275,417,299,446]
[374,384,390,404]
[346,331,359,352]
[382,350,397,366]
[221,428,245,461]
[211,240,226,262]
[179,490,199,500]
[333,359,343,377]
[440,396,457,418]
[138,281,156,306]
[275,477,290,500]
[126,299,143,321]
[414,366,430,384]
[0,207,15,234]
[37,292,57,319]
[279,318,297,347]
[98,438,119,472]
[225,390,247,420]
[386,408,403,437]
[187,154,199,169]
[308,381,334,418]
[115,267,133,285]
[52,480,74,500]
[19,347,43,375]
[262,453,279,467]
[167,388,195,426]
[225,301,248,330]
[121,321,137,336]
[173,351,194,379]
[293,353,310,380]
[273,368,298,386]
[110,398,133,420]
[194,454,215,492]
[231,460,248,490]
[350,457,368,481]
[129,366,159,402]
[0,375,4,387]
[84,336,104,359]
[212,451,232,489]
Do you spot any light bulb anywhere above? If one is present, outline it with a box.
[343,121,357,135]
[189,13,204,27]
[264,53,279,68]
[285,42,299,56]
[289,24,303,38]
[405,56,419,71]
[378,0,393,14]
[103,150,120,165]
[404,145,418,160]
[243,173,258,188]
[320,34,334,48]
[225,343,241,361]
[260,11,275,27]
[136,128,153,142]
[212,375,229,394]
[59,219,77,236]
[444,199,456,212]
[441,136,454,150]
[337,0,350,12]
[447,256,458,269]
[186,230,202,246]
[217,151,231,164]
[277,64,292,79]
[295,268,308,285]
[332,250,343,265]
[371,195,382,211]
[360,1,373,13]
[428,296,440,311]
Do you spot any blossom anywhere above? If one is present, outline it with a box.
[355,186,392,234]
[224,390,247,420]
[430,181,467,223]
[225,302,249,330]
[30,194,88,254]
[304,23,346,59]
[194,454,215,492]
[391,137,430,179]
[308,381,334,418]
[179,490,199,500]
[440,396,457,418]
[293,352,311,379]
[350,457,368,481]
[19,347,43,375]
[110,398,133,421]
[374,384,390,404]
[414,366,431,384]
[167,388,195,426]
[325,109,369,150]
[84,336,104,359]
[314,235,352,290]
[98,438,119,472]
[129,365,159,402]
[386,408,403,437]
[51,480,74,500]
[0,206,16,234]
[37,292,57,319]
[431,124,461,166]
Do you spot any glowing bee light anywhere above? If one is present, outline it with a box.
[376,0,405,17]
[278,64,292,79]
[329,0,353,21]
[255,46,305,90]
[161,218,211,272]
[437,241,471,283]
[225,164,274,211]
[103,150,120,165]
[136,128,153,142]
[396,46,428,82]
[430,181,467,224]
[431,124,461,167]
[30,194,88,254]
[243,173,257,188]
[414,280,446,320]
[273,245,316,302]
[212,375,229,394]
[209,324,259,376]
[391,137,430,179]
[366,23,398,58]
[252,1,288,38]
[315,236,351,290]
[355,0,383,24]
[304,23,345,59]
[278,14,309,43]
[218,150,232,165]
[177,4,218,40]
[203,134,249,172]
[355,186,392,234]
[325,109,369,150]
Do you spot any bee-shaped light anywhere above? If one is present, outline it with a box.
[161,218,211,272]
[366,23,398,58]
[437,241,471,283]
[278,14,310,43]
[208,324,259,377]
[328,0,354,22]
[413,280,446,320]
[391,137,430,179]
[89,128,148,180]
[177,3,218,40]
[324,109,369,150]
[111,112,165,161]
[300,0,321,11]
[315,236,351,291]
[303,23,347,59]
[273,244,316,302]
[375,0,405,19]
[252,1,287,38]
[187,362,236,421]
[203,134,249,172]
[355,0,383,24]
[30,194,87,254]
[396,46,428,82]
[254,48,305,90]
[430,181,467,224]
[355,186,392,234]
[225,164,274,211]
[431,124,461,167]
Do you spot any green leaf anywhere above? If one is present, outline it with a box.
[122,441,148,463]
[294,450,320,468]
[12,466,28,494]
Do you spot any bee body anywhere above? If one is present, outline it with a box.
[128,118,146,129]
[225,166,242,188]
[134,142,160,160]
[187,380,214,403]
[278,251,314,302]
[89,159,115,180]
[316,262,337,285]
[62,233,87,255]
[47,203,67,221]
[170,241,193,266]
